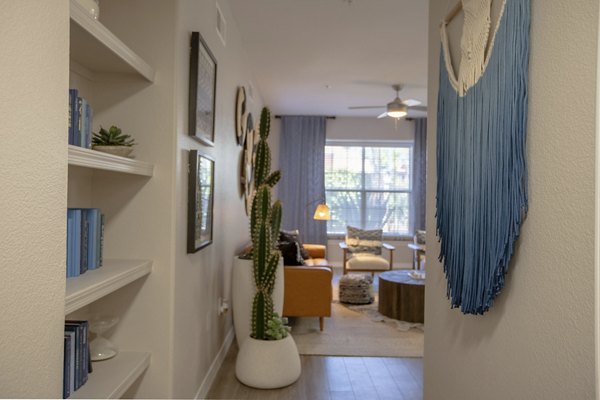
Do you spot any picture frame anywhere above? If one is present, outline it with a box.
[187,150,215,253]
[189,31,217,146]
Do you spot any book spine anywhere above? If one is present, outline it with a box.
[63,335,71,399]
[68,89,78,146]
[66,210,73,278]
[64,325,81,390]
[87,210,97,270]
[76,97,83,147]
[73,210,81,277]
[99,214,105,267]
[80,209,88,275]
[85,102,92,149]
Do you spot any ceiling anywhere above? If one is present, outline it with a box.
[229,0,429,118]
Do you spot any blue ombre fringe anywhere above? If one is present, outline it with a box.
[436,0,530,315]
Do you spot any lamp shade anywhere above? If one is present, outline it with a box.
[313,203,331,220]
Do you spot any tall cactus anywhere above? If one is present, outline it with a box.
[250,107,283,340]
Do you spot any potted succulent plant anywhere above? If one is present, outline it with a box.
[92,125,136,158]
[234,107,301,389]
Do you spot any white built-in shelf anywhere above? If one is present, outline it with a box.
[70,351,151,399]
[68,145,154,177]
[69,0,155,82]
[65,259,152,315]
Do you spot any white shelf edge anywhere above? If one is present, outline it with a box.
[70,351,151,399]
[70,0,155,82]
[65,259,152,315]
[68,145,154,177]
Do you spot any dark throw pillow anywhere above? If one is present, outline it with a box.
[279,230,310,259]
[278,240,305,266]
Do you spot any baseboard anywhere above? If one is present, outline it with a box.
[195,326,235,399]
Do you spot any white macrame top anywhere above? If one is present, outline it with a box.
[441,0,507,96]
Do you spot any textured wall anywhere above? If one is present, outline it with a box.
[424,1,597,399]
[0,1,69,397]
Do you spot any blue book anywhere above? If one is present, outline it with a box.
[67,320,89,387]
[68,89,78,145]
[72,209,82,278]
[75,97,83,147]
[63,335,71,399]
[64,324,82,390]
[99,214,105,267]
[64,331,75,394]
[79,208,89,274]
[84,101,92,148]
[80,98,88,149]
[66,210,73,278]
[84,208,101,270]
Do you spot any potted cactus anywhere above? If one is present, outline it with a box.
[92,125,136,158]
[233,107,301,389]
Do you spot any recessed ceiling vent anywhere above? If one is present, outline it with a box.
[216,3,226,46]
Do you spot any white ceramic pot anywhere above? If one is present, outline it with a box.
[232,256,284,347]
[92,145,133,158]
[235,335,301,389]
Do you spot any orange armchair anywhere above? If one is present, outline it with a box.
[282,244,333,331]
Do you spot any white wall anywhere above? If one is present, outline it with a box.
[0,1,69,397]
[173,1,263,398]
[424,1,598,399]
[273,116,418,268]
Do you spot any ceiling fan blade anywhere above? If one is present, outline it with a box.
[402,99,421,107]
[408,105,428,112]
[377,112,388,119]
[348,105,386,110]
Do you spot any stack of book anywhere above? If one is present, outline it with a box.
[63,320,92,399]
[68,89,94,148]
[66,208,104,278]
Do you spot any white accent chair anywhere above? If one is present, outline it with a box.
[339,242,395,276]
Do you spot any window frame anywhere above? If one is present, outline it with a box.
[324,140,414,240]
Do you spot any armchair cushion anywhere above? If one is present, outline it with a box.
[346,225,383,255]
[346,253,390,271]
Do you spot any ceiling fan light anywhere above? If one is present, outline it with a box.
[387,110,407,118]
[386,101,407,119]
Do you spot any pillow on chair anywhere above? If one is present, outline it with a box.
[346,226,383,255]
[279,230,310,259]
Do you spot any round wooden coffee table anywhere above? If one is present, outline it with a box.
[378,270,425,323]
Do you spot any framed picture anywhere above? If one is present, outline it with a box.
[187,150,215,253]
[189,32,217,146]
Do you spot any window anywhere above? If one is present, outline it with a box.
[325,142,413,237]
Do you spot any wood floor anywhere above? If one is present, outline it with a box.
[206,342,423,400]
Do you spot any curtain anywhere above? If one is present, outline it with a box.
[278,116,327,245]
[413,118,427,231]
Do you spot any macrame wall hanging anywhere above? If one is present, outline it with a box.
[436,0,530,314]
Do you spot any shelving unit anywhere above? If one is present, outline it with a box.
[65,1,156,397]
[69,0,155,82]
[68,146,154,177]
[65,259,152,315]
[69,352,151,399]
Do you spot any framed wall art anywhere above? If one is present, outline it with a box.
[189,31,217,146]
[187,150,215,253]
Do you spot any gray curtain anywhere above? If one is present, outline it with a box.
[278,116,327,245]
[413,118,427,231]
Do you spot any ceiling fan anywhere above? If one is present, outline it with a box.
[348,84,427,119]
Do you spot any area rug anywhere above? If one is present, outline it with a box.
[289,270,424,357]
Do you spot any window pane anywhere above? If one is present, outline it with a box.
[326,190,361,234]
[364,147,412,191]
[324,146,362,190]
[365,192,410,234]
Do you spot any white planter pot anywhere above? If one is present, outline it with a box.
[232,256,284,347]
[235,335,301,389]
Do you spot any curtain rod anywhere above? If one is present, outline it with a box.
[274,115,336,120]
